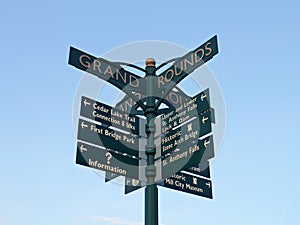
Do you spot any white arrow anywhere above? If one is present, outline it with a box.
[126,178,132,185]
[80,145,87,153]
[202,116,208,124]
[204,139,210,148]
[81,121,88,129]
[84,99,90,107]
[205,182,211,188]
[201,93,207,101]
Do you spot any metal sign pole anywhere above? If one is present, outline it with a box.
[144,58,158,225]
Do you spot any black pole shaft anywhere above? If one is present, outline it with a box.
[144,59,158,225]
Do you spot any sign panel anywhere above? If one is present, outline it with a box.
[68,47,146,95]
[159,171,213,199]
[124,159,213,194]
[157,35,218,96]
[161,89,214,134]
[125,168,212,197]
[80,96,140,135]
[76,142,139,179]
[77,118,140,157]
[161,111,212,156]
[161,135,214,179]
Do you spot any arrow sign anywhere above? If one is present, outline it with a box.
[76,142,139,179]
[160,89,214,134]
[159,171,213,199]
[124,161,211,195]
[124,159,212,195]
[68,46,146,98]
[161,135,214,180]
[77,118,140,157]
[160,110,212,156]
[156,35,218,98]
[80,96,140,135]
[161,119,199,156]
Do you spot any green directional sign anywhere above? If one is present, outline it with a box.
[157,36,218,97]
[161,135,214,179]
[80,96,140,135]
[159,171,213,199]
[76,142,139,179]
[161,110,212,156]
[68,46,146,96]
[124,161,210,194]
[161,118,199,156]
[77,118,140,157]
[125,164,212,195]
[161,89,213,133]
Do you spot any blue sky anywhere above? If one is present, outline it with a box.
[1,0,300,225]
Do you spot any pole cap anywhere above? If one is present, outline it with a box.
[146,58,156,67]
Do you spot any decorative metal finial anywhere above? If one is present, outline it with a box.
[146,58,156,67]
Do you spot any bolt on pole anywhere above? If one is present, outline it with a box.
[144,58,158,225]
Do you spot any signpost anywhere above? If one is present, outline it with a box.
[68,35,219,225]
